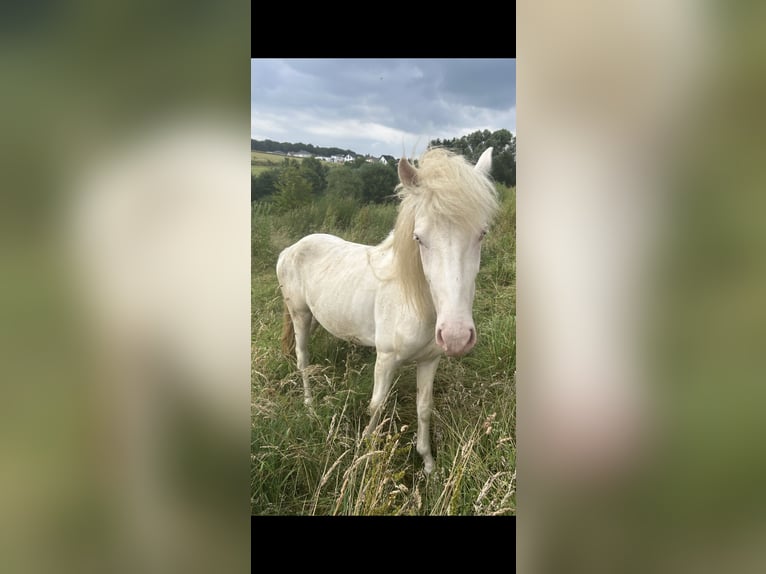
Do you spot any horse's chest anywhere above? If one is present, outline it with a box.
[372,300,437,358]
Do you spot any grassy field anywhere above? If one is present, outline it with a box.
[251,185,516,515]
[251,151,349,176]
[251,151,298,175]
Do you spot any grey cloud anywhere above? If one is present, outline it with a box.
[251,58,515,156]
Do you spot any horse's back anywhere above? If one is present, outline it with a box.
[278,232,357,260]
[277,233,367,282]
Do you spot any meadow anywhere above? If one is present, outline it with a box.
[251,151,297,175]
[251,184,516,515]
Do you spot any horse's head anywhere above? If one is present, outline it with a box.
[397,147,496,357]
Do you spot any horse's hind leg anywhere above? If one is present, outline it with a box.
[290,307,314,406]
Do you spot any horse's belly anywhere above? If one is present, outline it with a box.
[286,234,378,346]
[315,313,376,347]
[308,284,377,347]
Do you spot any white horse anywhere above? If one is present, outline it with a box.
[276,147,499,473]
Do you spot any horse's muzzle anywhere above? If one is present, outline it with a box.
[436,321,476,356]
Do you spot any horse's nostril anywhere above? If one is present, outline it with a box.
[436,328,445,346]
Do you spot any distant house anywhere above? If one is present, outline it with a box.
[308,152,355,163]
[328,154,351,163]
[363,154,391,164]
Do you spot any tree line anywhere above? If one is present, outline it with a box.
[251,129,516,209]
[252,156,398,210]
[431,128,515,188]
[251,138,356,158]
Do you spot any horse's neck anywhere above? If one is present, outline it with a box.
[374,232,436,321]
[370,234,397,274]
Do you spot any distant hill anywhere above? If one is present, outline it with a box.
[251,139,358,158]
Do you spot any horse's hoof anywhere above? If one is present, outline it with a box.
[423,457,434,474]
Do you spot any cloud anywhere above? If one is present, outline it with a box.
[251,59,515,156]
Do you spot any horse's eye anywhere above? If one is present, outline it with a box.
[413,233,420,243]
[479,229,488,240]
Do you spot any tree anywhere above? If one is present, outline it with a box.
[326,166,363,201]
[274,161,312,212]
[351,156,368,169]
[429,129,516,187]
[299,157,328,196]
[492,149,516,186]
[466,129,491,157]
[251,170,278,202]
[487,128,514,154]
[359,162,398,203]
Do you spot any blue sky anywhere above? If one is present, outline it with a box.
[251,59,516,157]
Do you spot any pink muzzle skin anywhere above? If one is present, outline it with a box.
[436,321,477,357]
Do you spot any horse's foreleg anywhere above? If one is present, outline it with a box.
[363,351,399,436]
[292,310,314,406]
[416,356,440,474]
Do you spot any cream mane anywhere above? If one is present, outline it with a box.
[379,147,499,316]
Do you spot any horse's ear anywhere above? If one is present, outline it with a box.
[475,147,493,175]
[398,157,418,186]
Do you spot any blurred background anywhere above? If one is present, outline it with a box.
[0,1,250,572]
[519,1,766,572]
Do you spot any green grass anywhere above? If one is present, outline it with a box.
[251,151,345,175]
[251,185,516,515]
[251,151,294,175]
